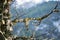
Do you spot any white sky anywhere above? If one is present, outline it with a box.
[53,20,60,32]
[16,0,50,5]
[15,0,59,8]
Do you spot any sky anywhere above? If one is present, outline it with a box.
[53,20,60,32]
[11,0,60,39]
[14,0,59,8]
[16,0,49,6]
[16,0,59,5]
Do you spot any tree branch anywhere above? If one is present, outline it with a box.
[11,2,59,30]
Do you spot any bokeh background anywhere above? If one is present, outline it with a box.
[10,0,60,40]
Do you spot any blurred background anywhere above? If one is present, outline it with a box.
[10,0,60,40]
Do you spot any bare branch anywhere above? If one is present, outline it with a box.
[11,2,59,32]
[53,9,60,12]
[41,2,58,20]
